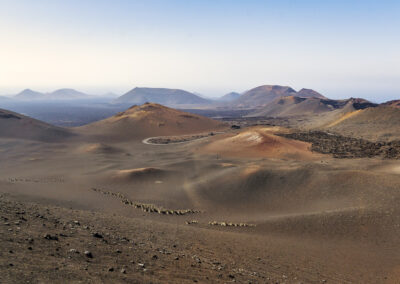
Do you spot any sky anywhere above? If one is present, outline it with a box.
[0,0,399,101]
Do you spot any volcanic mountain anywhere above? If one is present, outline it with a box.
[381,100,400,108]
[247,96,376,117]
[113,87,211,107]
[0,108,73,141]
[77,103,226,141]
[229,85,326,108]
[325,105,400,141]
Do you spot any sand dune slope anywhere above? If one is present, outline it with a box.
[200,126,321,160]
[110,167,169,182]
[325,106,400,141]
[78,143,123,154]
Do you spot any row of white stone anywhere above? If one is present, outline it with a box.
[92,188,200,215]
[208,221,256,227]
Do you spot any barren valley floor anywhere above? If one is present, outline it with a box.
[1,125,400,283]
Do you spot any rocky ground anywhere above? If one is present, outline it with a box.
[278,131,400,159]
[0,193,288,284]
[2,192,399,284]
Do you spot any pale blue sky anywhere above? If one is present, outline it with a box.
[0,0,399,101]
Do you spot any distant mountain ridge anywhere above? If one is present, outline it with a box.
[247,96,377,117]
[14,88,90,100]
[113,87,211,106]
[15,89,45,99]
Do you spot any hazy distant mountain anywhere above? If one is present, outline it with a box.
[113,87,212,106]
[49,88,89,99]
[230,85,327,108]
[102,92,119,98]
[15,89,46,100]
[14,88,90,100]
[218,92,241,102]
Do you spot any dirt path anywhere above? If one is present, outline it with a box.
[142,131,225,145]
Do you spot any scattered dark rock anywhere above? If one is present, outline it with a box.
[0,113,20,119]
[84,251,93,258]
[278,131,400,159]
[92,232,103,238]
[44,234,58,241]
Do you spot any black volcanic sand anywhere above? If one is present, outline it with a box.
[1,128,400,283]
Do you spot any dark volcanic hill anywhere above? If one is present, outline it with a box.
[0,108,73,141]
[113,87,211,106]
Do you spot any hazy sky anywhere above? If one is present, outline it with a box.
[0,0,399,101]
